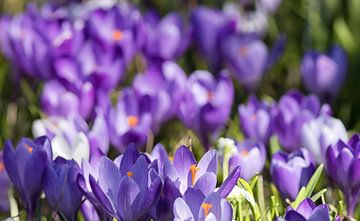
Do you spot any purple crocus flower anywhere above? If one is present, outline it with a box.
[41,80,95,120]
[44,158,83,221]
[108,88,152,151]
[0,151,11,212]
[273,90,331,151]
[143,11,189,61]
[221,33,285,90]
[79,144,162,220]
[301,115,348,164]
[3,137,50,220]
[325,134,360,216]
[179,70,234,149]
[301,45,347,101]
[132,61,187,131]
[270,149,315,201]
[277,198,331,221]
[229,139,266,181]
[190,7,235,72]
[173,191,232,221]
[238,95,274,143]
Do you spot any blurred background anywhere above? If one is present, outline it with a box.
[0,0,360,145]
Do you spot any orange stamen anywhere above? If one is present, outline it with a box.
[207,91,214,100]
[112,30,123,42]
[239,46,248,56]
[190,164,200,186]
[24,144,33,153]
[242,150,249,156]
[127,171,133,177]
[201,203,213,217]
[251,114,257,121]
[127,116,139,128]
[0,162,4,172]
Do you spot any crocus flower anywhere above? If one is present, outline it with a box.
[179,70,234,149]
[32,115,90,165]
[44,158,83,221]
[238,95,274,143]
[276,198,331,221]
[190,7,235,72]
[143,11,189,61]
[270,149,315,201]
[221,33,285,90]
[301,45,347,101]
[173,190,232,221]
[273,90,331,151]
[108,88,152,151]
[3,137,50,219]
[258,0,283,13]
[325,134,360,216]
[41,80,95,119]
[0,151,11,212]
[229,139,266,181]
[301,115,348,164]
[132,61,187,131]
[82,145,162,220]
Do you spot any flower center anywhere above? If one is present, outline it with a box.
[168,156,174,162]
[127,116,139,128]
[251,113,257,121]
[127,171,133,177]
[0,162,4,172]
[239,46,248,56]
[190,164,200,186]
[242,150,249,156]
[207,91,214,101]
[112,29,123,42]
[201,203,213,217]
[24,144,33,153]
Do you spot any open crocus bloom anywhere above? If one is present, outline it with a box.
[173,190,232,221]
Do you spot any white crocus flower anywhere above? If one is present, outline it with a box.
[301,115,347,164]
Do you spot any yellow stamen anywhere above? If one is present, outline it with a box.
[201,203,213,217]
[190,164,200,186]
[242,150,249,157]
[127,116,139,128]
[239,46,248,56]
[168,156,174,162]
[24,144,33,153]
[112,30,123,42]
[127,171,133,177]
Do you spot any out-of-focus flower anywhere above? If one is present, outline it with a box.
[80,145,162,220]
[273,90,331,151]
[173,191,232,221]
[221,34,285,90]
[238,95,274,143]
[325,134,360,216]
[301,45,347,101]
[270,149,315,201]
[229,139,266,181]
[191,7,235,72]
[301,115,347,164]
[41,80,95,119]
[143,11,189,61]
[32,115,90,165]
[44,158,83,221]
[3,137,50,219]
[132,61,187,131]
[0,151,11,212]
[108,88,152,151]
[179,70,234,149]
[276,198,331,221]
[258,0,283,13]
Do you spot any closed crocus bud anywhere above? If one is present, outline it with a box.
[3,137,50,220]
[277,198,331,221]
[270,149,315,201]
[173,191,232,221]
[179,70,234,149]
[301,115,348,164]
[238,95,274,143]
[190,7,235,72]
[143,11,189,61]
[44,158,83,221]
[325,134,360,216]
[0,151,11,212]
[301,45,347,101]
[229,139,266,181]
